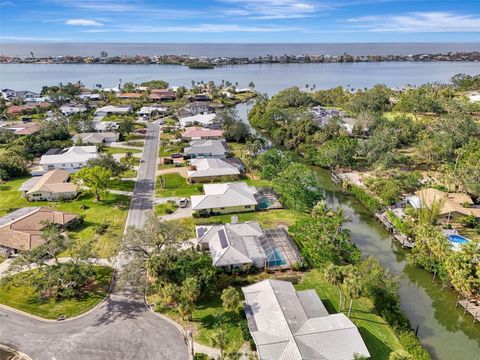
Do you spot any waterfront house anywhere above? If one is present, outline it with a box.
[15,90,40,101]
[39,146,98,173]
[72,132,119,145]
[184,101,215,115]
[187,158,241,183]
[1,88,16,100]
[191,182,258,215]
[242,279,370,360]
[408,188,480,223]
[181,127,224,140]
[0,207,79,253]
[196,221,300,270]
[310,105,357,134]
[179,113,217,128]
[19,170,78,201]
[184,139,229,159]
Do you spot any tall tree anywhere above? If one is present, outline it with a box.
[73,166,112,201]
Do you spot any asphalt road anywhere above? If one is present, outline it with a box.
[0,123,189,360]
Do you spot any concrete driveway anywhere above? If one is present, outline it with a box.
[0,123,189,360]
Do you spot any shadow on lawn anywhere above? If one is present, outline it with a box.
[358,326,395,359]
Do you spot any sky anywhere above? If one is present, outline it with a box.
[1,0,480,43]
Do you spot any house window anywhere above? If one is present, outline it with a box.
[61,164,66,167]
[33,193,42,197]
[220,207,225,210]
[245,205,252,209]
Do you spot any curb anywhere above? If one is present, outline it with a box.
[0,266,116,323]
[0,344,32,360]
[143,295,193,360]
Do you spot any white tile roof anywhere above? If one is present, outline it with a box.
[184,139,228,157]
[40,146,98,165]
[242,280,370,360]
[191,182,258,210]
[179,113,217,127]
[188,158,240,179]
[195,222,266,267]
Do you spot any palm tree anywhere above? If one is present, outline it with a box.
[343,275,363,317]
[324,264,344,311]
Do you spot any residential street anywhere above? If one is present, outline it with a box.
[0,123,189,360]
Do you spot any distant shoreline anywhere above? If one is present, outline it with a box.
[1,51,480,67]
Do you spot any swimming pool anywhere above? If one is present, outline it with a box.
[448,235,471,244]
[258,198,273,209]
[267,248,287,267]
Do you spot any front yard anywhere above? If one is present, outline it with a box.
[0,178,130,258]
[0,266,113,319]
[156,173,203,197]
[104,146,142,155]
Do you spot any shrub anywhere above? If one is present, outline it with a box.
[348,184,382,212]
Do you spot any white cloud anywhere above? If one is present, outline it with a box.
[84,23,302,33]
[53,0,134,12]
[220,0,322,19]
[348,12,480,32]
[65,19,104,26]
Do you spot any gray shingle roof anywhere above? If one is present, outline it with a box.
[184,139,228,157]
[191,182,258,210]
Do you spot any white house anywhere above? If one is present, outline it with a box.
[187,158,241,183]
[19,170,78,202]
[191,182,258,215]
[184,101,214,115]
[95,105,132,117]
[179,113,217,128]
[184,139,229,159]
[39,146,98,173]
[195,222,266,268]
[1,89,16,100]
[137,106,168,119]
[242,280,370,360]
[60,103,88,116]
[72,132,119,145]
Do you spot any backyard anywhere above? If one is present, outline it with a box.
[0,266,113,319]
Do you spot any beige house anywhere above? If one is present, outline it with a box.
[187,158,241,183]
[410,188,480,223]
[0,207,79,252]
[191,182,258,215]
[20,170,78,201]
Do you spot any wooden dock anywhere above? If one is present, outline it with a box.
[456,298,480,323]
[375,211,414,248]
[331,171,343,184]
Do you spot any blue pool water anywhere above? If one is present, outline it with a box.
[267,248,286,266]
[447,235,470,244]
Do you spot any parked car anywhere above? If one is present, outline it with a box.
[179,198,189,208]
[171,153,183,159]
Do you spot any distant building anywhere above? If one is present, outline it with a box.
[117,93,144,99]
[39,146,98,173]
[184,101,215,115]
[95,105,132,117]
[310,105,356,133]
[19,170,78,201]
[242,279,370,360]
[137,106,168,119]
[60,103,88,116]
[0,122,39,135]
[191,182,258,215]
[0,207,79,253]
[148,89,175,101]
[184,139,229,159]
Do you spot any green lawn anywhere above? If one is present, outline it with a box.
[152,291,245,352]
[104,147,142,155]
[120,169,137,178]
[0,266,113,319]
[295,270,403,360]
[159,142,184,157]
[124,141,144,147]
[156,173,203,197]
[155,202,179,216]
[109,179,135,192]
[0,178,129,258]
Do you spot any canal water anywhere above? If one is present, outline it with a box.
[312,167,480,360]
